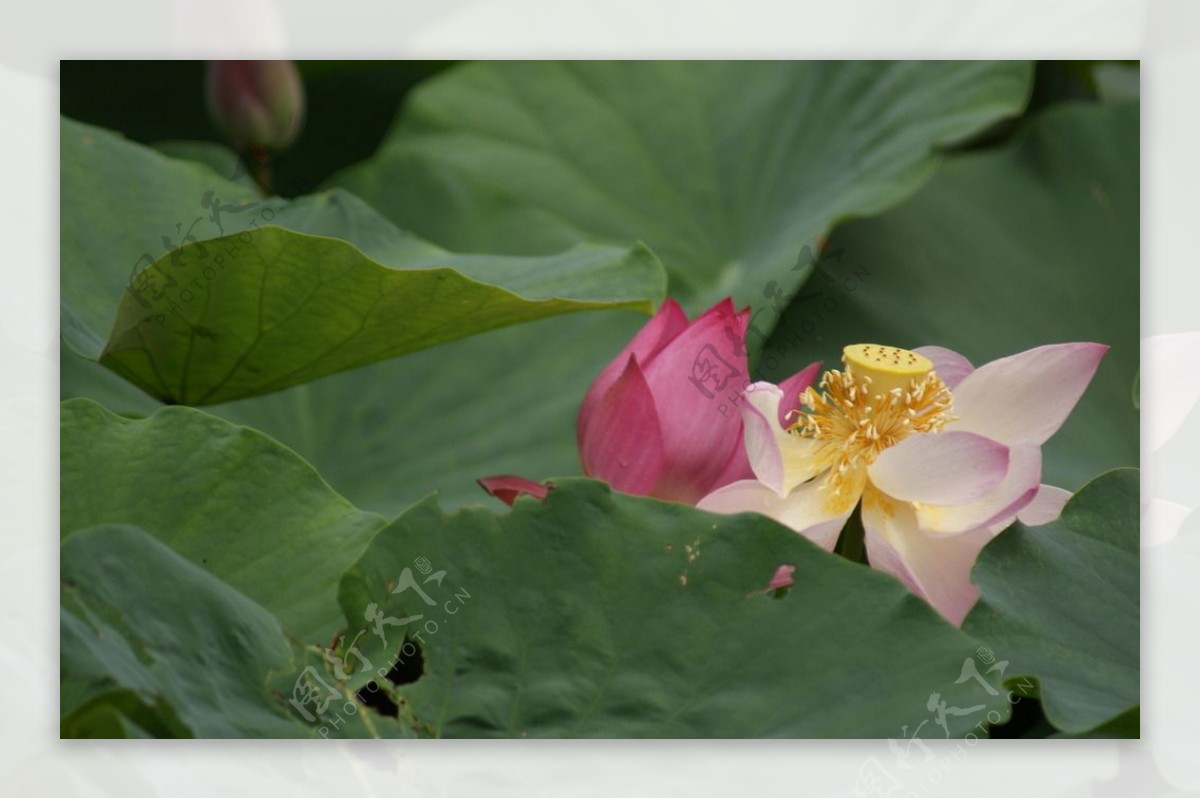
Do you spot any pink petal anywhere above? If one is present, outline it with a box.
[577,298,688,448]
[862,486,995,626]
[914,445,1042,535]
[579,355,667,497]
[697,469,864,551]
[640,299,750,501]
[766,564,796,591]
[946,342,1108,446]
[738,382,822,495]
[775,361,823,427]
[867,431,1009,506]
[708,429,754,490]
[477,475,550,506]
[730,302,752,340]
[699,297,743,332]
[1015,483,1072,526]
[913,345,974,390]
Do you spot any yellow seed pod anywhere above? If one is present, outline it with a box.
[842,343,933,397]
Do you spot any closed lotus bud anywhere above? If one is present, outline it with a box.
[476,297,821,509]
[576,298,822,505]
[205,60,305,151]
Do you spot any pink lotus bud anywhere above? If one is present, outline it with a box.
[577,298,821,504]
[205,60,305,151]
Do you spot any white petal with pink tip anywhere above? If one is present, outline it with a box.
[913,345,974,389]
[1016,484,1072,526]
[738,382,822,495]
[862,487,997,625]
[868,431,1009,506]
[914,445,1043,535]
[697,471,861,552]
[947,342,1108,446]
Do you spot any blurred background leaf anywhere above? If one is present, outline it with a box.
[61,398,386,643]
[60,60,453,196]
[64,61,1036,516]
[64,119,664,405]
[230,61,1033,515]
[1093,63,1140,103]
[333,60,1033,321]
[61,523,407,739]
[760,101,1139,490]
[62,524,316,738]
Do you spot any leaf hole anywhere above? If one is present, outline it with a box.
[354,637,425,718]
[383,636,425,687]
[356,680,399,718]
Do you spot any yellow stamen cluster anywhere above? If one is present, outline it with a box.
[789,345,954,496]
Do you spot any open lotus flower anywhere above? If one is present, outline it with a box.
[698,342,1107,624]
[576,298,821,505]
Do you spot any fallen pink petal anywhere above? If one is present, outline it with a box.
[766,564,796,591]
[477,475,551,506]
